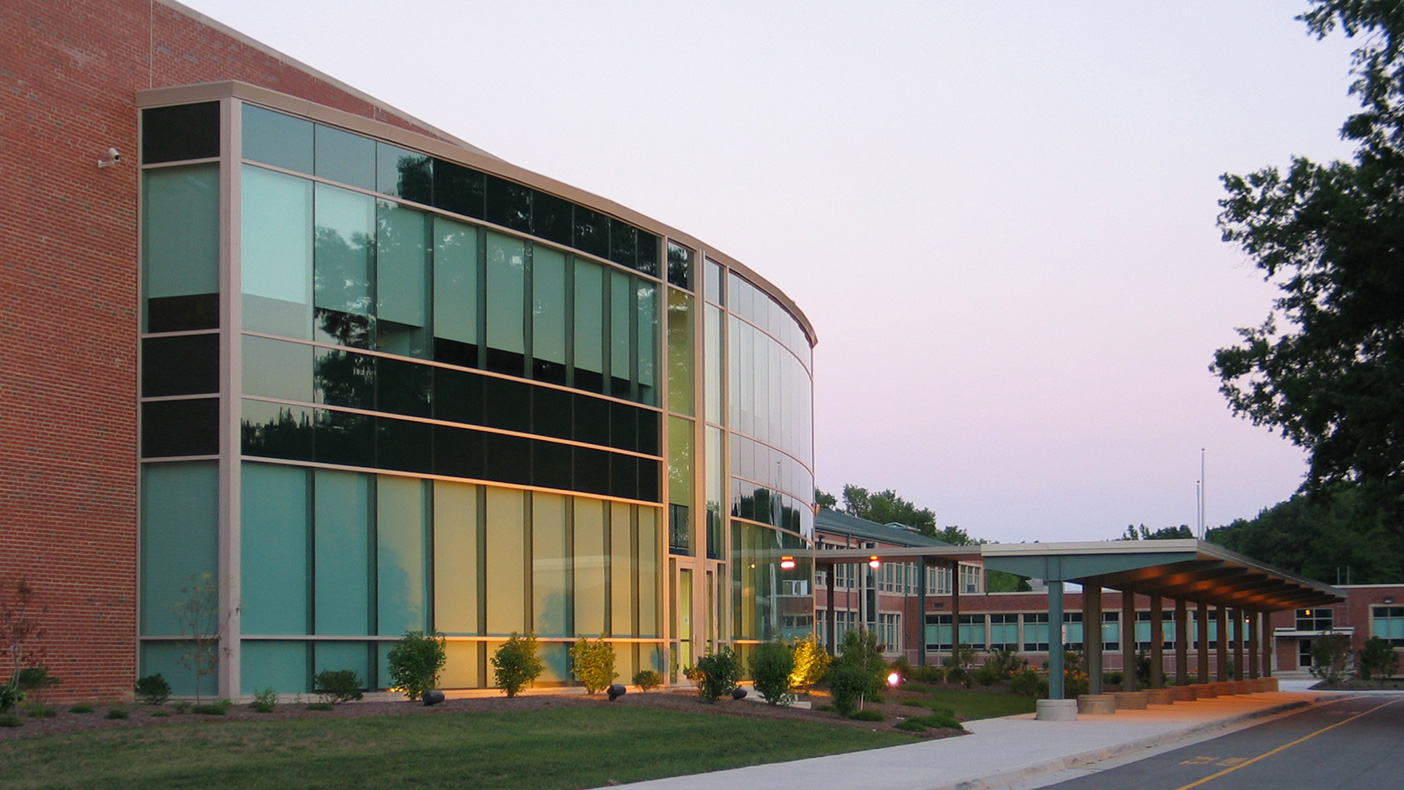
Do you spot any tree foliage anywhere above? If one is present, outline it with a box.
[838,485,937,536]
[1213,0,1404,521]
[1118,524,1194,541]
[387,630,447,701]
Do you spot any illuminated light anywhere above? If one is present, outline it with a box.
[868,556,881,570]
[780,556,796,570]
[887,672,901,688]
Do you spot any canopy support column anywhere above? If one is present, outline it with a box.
[1049,580,1065,699]
[1150,593,1164,689]
[1197,600,1211,684]
[1216,606,1230,681]
[1175,598,1189,686]
[1122,591,1136,691]
[917,557,927,667]
[1085,583,1103,695]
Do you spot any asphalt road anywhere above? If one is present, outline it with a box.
[1040,695,1404,790]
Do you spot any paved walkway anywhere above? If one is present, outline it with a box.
[620,685,1354,790]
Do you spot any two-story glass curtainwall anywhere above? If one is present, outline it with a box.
[136,85,815,696]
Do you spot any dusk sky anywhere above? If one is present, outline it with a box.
[181,0,1363,543]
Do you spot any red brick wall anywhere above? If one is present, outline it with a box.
[0,0,452,701]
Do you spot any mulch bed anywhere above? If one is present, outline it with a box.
[0,687,964,743]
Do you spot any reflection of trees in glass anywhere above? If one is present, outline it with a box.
[394,154,432,204]
[314,348,375,410]
[241,407,313,459]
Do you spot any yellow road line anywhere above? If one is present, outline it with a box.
[1172,697,1404,790]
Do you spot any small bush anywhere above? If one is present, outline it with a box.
[789,635,831,691]
[828,663,872,717]
[134,673,171,706]
[1008,668,1044,697]
[908,665,945,684]
[895,719,926,732]
[1103,670,1123,687]
[910,712,963,730]
[314,669,364,704]
[1359,636,1400,683]
[105,708,128,720]
[633,669,663,691]
[251,687,278,713]
[18,666,61,698]
[388,630,447,701]
[491,633,544,698]
[814,703,835,712]
[191,699,233,715]
[151,711,171,718]
[849,708,884,722]
[24,704,55,718]
[569,636,617,694]
[974,661,1003,686]
[689,648,742,703]
[749,640,796,705]
[832,629,886,701]
[0,715,20,728]
[68,704,94,714]
[172,701,192,714]
[305,702,335,711]
[0,683,24,714]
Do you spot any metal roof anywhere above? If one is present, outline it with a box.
[814,509,956,549]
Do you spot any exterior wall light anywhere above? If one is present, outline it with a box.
[780,556,796,570]
[868,556,881,570]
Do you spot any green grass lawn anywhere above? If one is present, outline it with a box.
[0,706,911,789]
[904,685,1038,720]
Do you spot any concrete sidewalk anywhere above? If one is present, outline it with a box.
[618,689,1350,790]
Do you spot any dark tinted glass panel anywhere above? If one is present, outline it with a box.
[610,375,631,400]
[377,142,432,203]
[241,401,314,460]
[314,125,376,190]
[433,161,486,220]
[572,206,611,259]
[484,433,531,485]
[376,357,432,417]
[314,410,375,468]
[147,293,219,333]
[637,233,660,277]
[433,425,484,479]
[610,454,637,500]
[433,338,479,369]
[574,447,611,496]
[484,349,525,379]
[667,243,694,291]
[433,367,484,426]
[637,411,660,456]
[242,105,313,173]
[573,367,604,395]
[483,377,531,433]
[142,102,219,164]
[534,358,567,386]
[532,440,572,491]
[573,394,610,447]
[609,223,637,269]
[638,459,660,501]
[609,402,637,452]
[142,398,218,457]
[532,192,573,246]
[377,417,433,473]
[532,386,572,441]
[142,334,219,396]
[314,348,375,410]
[484,176,532,232]
[315,309,373,349]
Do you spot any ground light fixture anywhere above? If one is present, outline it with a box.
[887,672,901,688]
[780,555,796,570]
[607,684,627,701]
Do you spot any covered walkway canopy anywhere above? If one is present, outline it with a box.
[809,539,1343,699]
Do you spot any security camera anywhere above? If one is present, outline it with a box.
[98,147,122,168]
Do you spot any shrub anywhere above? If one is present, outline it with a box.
[105,708,128,720]
[24,704,55,718]
[895,719,926,732]
[632,669,663,691]
[910,711,963,730]
[689,647,741,703]
[1103,670,1123,687]
[1358,636,1400,683]
[833,628,886,701]
[569,636,617,694]
[0,683,23,714]
[1008,668,1043,697]
[305,702,335,711]
[388,630,447,701]
[828,663,872,717]
[0,715,20,728]
[314,669,364,704]
[17,666,61,700]
[151,711,171,718]
[908,665,945,684]
[68,704,94,714]
[890,654,913,680]
[748,640,796,705]
[134,673,171,706]
[985,648,1027,682]
[251,687,278,713]
[1310,632,1352,684]
[172,701,192,714]
[191,699,233,715]
[849,708,884,721]
[491,633,544,698]
[789,635,831,691]
[974,661,1003,686]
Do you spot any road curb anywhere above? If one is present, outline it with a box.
[925,699,1320,790]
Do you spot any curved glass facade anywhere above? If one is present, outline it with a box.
[137,88,815,695]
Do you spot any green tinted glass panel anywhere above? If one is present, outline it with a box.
[610,503,634,636]
[314,183,374,316]
[314,641,370,687]
[433,216,479,345]
[704,305,722,425]
[241,640,309,695]
[242,335,314,401]
[241,463,309,635]
[532,493,569,637]
[667,289,694,415]
[485,488,525,635]
[638,506,659,637]
[315,124,376,190]
[140,462,218,635]
[140,641,216,698]
[314,470,370,635]
[433,481,479,635]
[533,246,567,365]
[143,164,219,304]
[573,499,607,637]
[637,282,657,405]
[242,105,313,173]
[242,165,313,339]
[377,476,426,636]
[574,260,604,378]
[376,201,428,327]
[485,232,525,355]
[669,417,694,508]
[611,271,631,383]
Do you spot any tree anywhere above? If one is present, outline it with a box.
[814,488,838,510]
[387,630,447,701]
[174,573,230,702]
[1212,1,1404,523]
[1118,524,1194,541]
[839,485,936,536]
